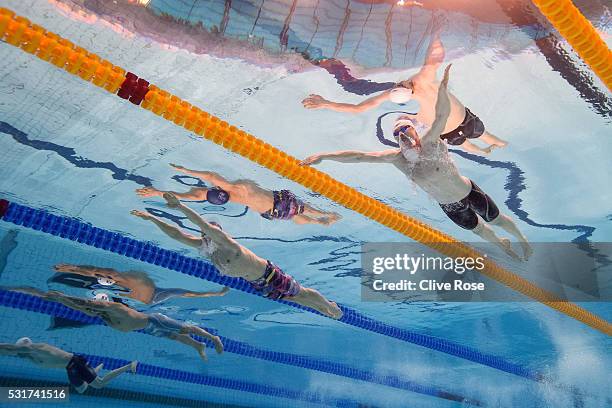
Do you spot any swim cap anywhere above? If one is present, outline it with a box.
[393,117,416,137]
[209,221,223,230]
[97,276,115,286]
[206,188,230,205]
[16,337,32,346]
[389,87,413,104]
[93,292,110,302]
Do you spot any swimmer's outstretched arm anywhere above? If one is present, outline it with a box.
[415,29,445,82]
[0,343,29,355]
[162,194,228,242]
[54,264,118,276]
[169,164,234,191]
[43,291,107,316]
[302,91,390,113]
[420,64,452,147]
[300,149,400,166]
[137,186,207,201]
[131,210,202,248]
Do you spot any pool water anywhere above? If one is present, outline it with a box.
[0,0,611,407]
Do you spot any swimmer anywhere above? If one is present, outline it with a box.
[0,337,137,393]
[13,288,223,361]
[301,66,532,260]
[302,30,508,155]
[137,166,340,226]
[131,193,343,319]
[52,264,229,305]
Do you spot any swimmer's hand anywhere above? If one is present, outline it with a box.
[54,264,80,273]
[441,64,452,87]
[397,1,424,7]
[162,193,180,208]
[302,94,329,109]
[169,163,186,171]
[131,209,153,220]
[300,154,323,166]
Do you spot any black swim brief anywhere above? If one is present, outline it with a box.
[440,108,485,146]
[66,355,97,388]
[439,181,500,230]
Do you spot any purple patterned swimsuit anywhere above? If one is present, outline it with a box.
[261,190,305,220]
[251,261,301,300]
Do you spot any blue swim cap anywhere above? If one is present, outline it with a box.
[206,188,230,205]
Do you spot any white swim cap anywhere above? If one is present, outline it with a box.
[393,117,416,135]
[97,276,115,286]
[16,337,32,346]
[389,86,413,104]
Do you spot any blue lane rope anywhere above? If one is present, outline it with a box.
[0,198,540,381]
[0,289,481,406]
[81,354,358,408]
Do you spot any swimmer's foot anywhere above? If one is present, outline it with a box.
[520,241,534,261]
[494,140,508,148]
[136,187,163,198]
[212,336,224,354]
[326,302,343,320]
[499,238,521,261]
[130,210,153,221]
[324,213,341,225]
[130,361,138,373]
[162,193,180,208]
[196,344,208,361]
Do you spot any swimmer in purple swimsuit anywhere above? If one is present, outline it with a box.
[0,338,137,394]
[302,29,508,156]
[302,66,532,261]
[137,166,340,226]
[14,288,223,361]
[131,193,343,319]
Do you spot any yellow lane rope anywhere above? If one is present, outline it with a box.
[0,7,609,335]
[531,0,612,91]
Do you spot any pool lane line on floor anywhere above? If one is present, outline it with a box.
[0,8,609,336]
[0,289,482,407]
[530,0,612,92]
[0,375,245,408]
[0,199,546,383]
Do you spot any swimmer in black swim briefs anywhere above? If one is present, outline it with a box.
[0,338,137,393]
[302,66,532,260]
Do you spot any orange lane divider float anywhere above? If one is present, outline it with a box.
[0,7,610,336]
[530,0,612,91]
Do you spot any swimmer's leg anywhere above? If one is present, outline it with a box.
[130,211,201,248]
[488,214,533,260]
[136,186,207,200]
[479,131,508,148]
[168,333,208,361]
[285,288,343,320]
[471,220,521,261]
[179,325,224,354]
[89,361,138,388]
